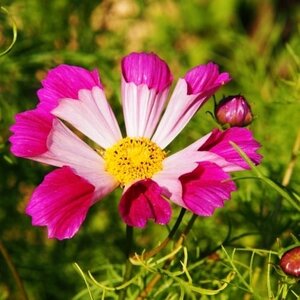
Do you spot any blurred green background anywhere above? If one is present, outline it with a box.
[0,0,299,299]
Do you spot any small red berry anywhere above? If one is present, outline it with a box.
[279,246,300,277]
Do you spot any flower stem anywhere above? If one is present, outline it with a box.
[119,225,133,300]
[183,213,197,235]
[120,209,186,299]
[0,6,18,57]
[0,240,28,300]
[138,208,186,261]
[282,128,300,187]
[230,141,300,211]
[125,225,133,257]
[135,213,198,300]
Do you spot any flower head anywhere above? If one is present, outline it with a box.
[10,52,262,239]
[215,95,253,127]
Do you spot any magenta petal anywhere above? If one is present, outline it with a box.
[26,166,95,240]
[152,62,230,149]
[37,64,102,113]
[180,162,236,216]
[199,128,262,170]
[9,109,53,157]
[184,62,231,96]
[119,179,172,227]
[121,52,173,92]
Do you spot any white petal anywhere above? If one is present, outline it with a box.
[153,149,202,206]
[153,143,234,206]
[121,77,169,138]
[32,119,118,195]
[52,86,122,148]
[152,79,206,149]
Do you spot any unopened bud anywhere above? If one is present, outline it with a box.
[279,246,300,277]
[215,95,253,127]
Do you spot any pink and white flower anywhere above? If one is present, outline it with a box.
[10,52,262,240]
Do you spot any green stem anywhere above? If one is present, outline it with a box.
[136,212,198,300]
[135,208,186,261]
[119,226,133,300]
[0,240,28,300]
[169,208,187,238]
[183,213,197,236]
[125,225,133,257]
[230,142,300,212]
[0,6,18,57]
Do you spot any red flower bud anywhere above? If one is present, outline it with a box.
[279,246,300,277]
[215,95,253,127]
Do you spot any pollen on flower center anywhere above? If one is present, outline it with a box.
[104,137,166,185]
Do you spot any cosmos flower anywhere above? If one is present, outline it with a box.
[10,52,262,240]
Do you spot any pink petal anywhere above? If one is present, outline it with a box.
[152,63,230,148]
[37,64,102,113]
[176,131,214,152]
[52,87,122,148]
[152,148,206,208]
[121,52,172,138]
[31,119,118,195]
[151,79,198,148]
[184,62,230,96]
[119,179,172,227]
[121,52,172,93]
[26,166,95,240]
[180,162,236,216]
[121,79,170,137]
[9,109,53,157]
[198,128,262,171]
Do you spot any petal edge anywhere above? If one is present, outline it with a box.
[26,166,95,240]
[180,162,236,216]
[119,179,172,227]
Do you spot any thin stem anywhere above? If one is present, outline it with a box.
[0,240,28,300]
[119,226,134,300]
[125,225,133,257]
[183,213,197,236]
[136,213,198,300]
[282,128,300,187]
[169,208,187,238]
[230,142,300,211]
[0,6,18,57]
[138,208,186,261]
[198,231,260,260]
[164,213,197,267]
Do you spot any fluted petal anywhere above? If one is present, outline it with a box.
[184,62,230,95]
[180,162,236,216]
[121,79,170,137]
[119,179,172,227]
[198,128,262,171]
[152,148,209,207]
[152,63,230,149]
[37,64,102,113]
[26,166,95,240]
[121,52,172,92]
[30,119,118,196]
[9,108,53,157]
[121,52,172,138]
[52,87,122,148]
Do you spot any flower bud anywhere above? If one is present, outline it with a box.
[279,246,300,277]
[215,95,253,127]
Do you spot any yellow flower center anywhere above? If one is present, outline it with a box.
[104,137,166,186]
